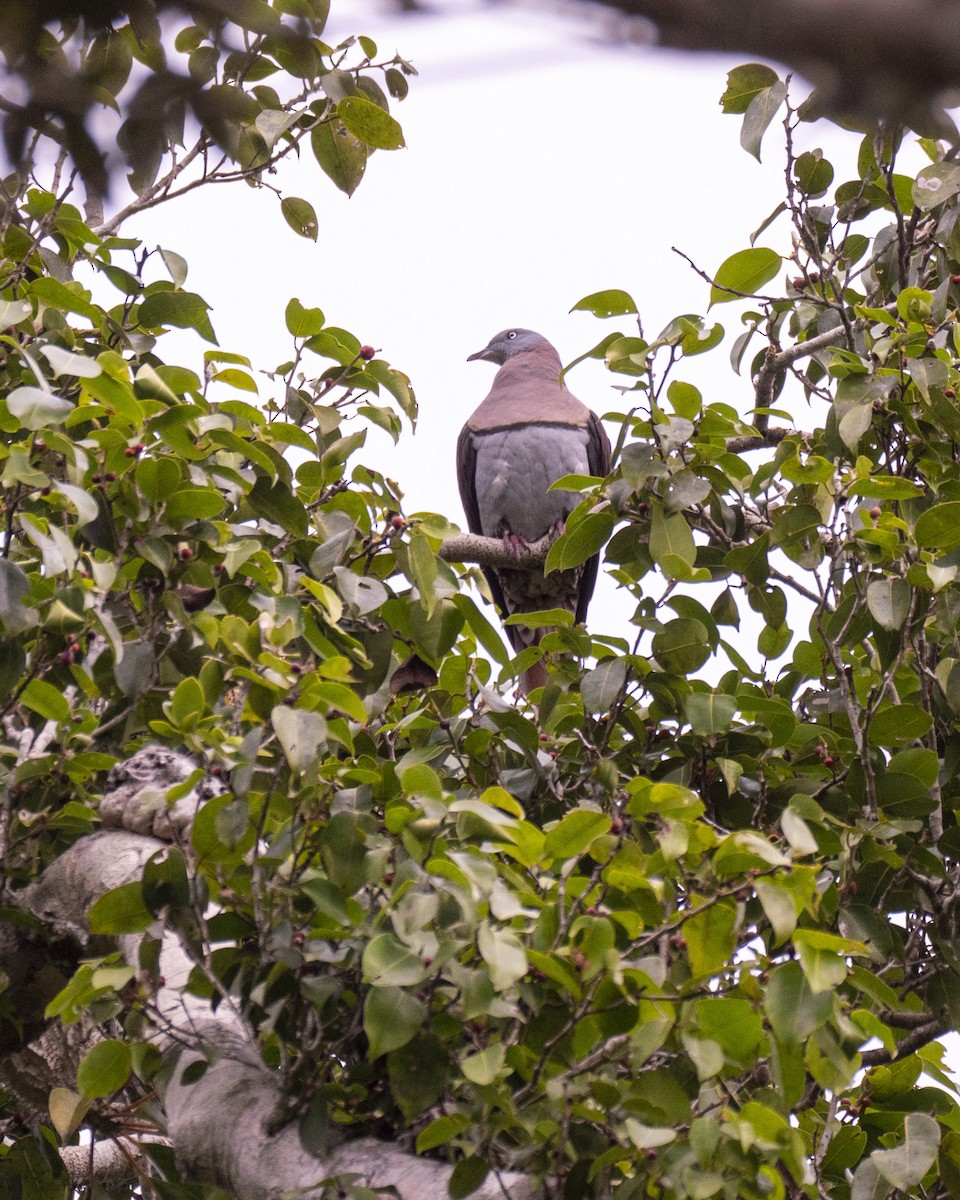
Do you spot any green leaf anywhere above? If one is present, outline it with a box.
[913,162,960,210]
[685,898,737,977]
[685,693,737,735]
[544,809,611,861]
[363,986,425,1060]
[710,247,781,305]
[362,933,427,987]
[271,706,327,771]
[581,657,627,711]
[87,881,153,934]
[740,80,787,161]
[0,559,36,634]
[461,1042,506,1086]
[570,289,637,318]
[138,289,217,342]
[872,1113,940,1190]
[649,502,696,575]
[7,386,74,429]
[20,678,70,723]
[337,96,405,149]
[720,63,781,113]
[285,297,324,337]
[388,1032,448,1119]
[477,922,527,990]
[916,502,960,551]
[40,344,103,379]
[280,196,319,240]
[311,118,367,196]
[652,618,711,674]
[764,961,832,1043]
[868,704,933,747]
[544,511,613,573]
[77,1039,132,1098]
[416,1114,470,1153]
[448,1155,488,1199]
[866,578,911,631]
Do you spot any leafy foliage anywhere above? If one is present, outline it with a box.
[2,22,960,1200]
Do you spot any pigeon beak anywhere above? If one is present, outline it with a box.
[466,346,489,362]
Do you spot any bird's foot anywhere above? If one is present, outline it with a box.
[501,530,530,559]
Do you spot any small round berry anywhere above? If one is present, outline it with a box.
[91,472,102,483]
[179,546,193,560]
[823,756,835,767]
[946,387,956,398]
[104,471,116,482]
[952,275,960,285]
[360,345,376,360]
[869,506,882,519]
[390,515,406,530]
[124,447,137,457]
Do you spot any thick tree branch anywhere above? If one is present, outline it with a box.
[440,531,553,569]
[580,0,960,127]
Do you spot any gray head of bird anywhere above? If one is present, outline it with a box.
[467,328,552,365]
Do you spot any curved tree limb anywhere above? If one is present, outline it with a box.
[567,0,960,128]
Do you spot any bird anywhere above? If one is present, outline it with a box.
[458,328,611,694]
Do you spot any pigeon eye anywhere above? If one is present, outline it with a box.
[506,331,517,340]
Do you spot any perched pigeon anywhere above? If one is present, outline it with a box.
[458,328,611,692]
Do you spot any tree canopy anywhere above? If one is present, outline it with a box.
[1,5,960,1200]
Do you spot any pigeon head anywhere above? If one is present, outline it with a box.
[467,328,552,365]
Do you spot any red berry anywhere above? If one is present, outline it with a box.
[104,471,116,482]
[952,275,960,284]
[823,756,835,767]
[383,873,394,885]
[390,515,406,529]
[179,547,193,560]
[610,819,623,834]
[869,506,882,518]
[91,472,102,483]
[360,345,375,360]
[124,447,136,457]
[212,563,224,573]
[947,388,956,399]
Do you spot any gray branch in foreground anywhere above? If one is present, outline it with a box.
[567,0,960,123]
[440,531,553,569]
